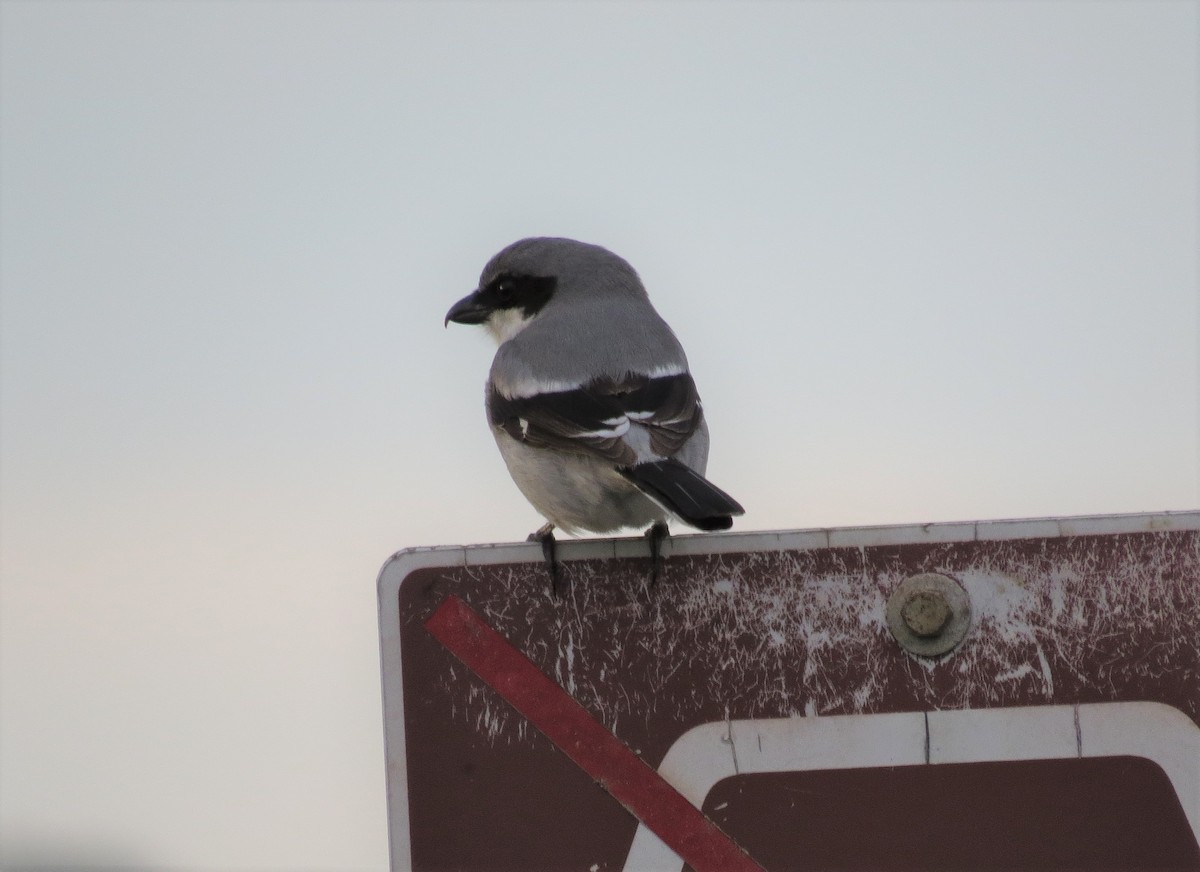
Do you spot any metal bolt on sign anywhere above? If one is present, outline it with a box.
[886,573,972,657]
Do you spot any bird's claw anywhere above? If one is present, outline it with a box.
[528,523,560,595]
[644,521,669,587]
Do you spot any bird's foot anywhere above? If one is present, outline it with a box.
[527,523,560,595]
[644,521,670,587]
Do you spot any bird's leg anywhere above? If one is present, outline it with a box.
[644,521,670,587]
[527,522,560,595]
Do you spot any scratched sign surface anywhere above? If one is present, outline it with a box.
[378,512,1200,872]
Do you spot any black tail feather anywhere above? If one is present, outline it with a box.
[621,460,744,531]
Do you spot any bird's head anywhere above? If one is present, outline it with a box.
[444,237,644,344]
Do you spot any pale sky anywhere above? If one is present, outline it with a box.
[1,1,1196,870]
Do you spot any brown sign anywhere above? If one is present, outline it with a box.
[378,512,1200,871]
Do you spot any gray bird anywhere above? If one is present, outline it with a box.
[445,237,743,585]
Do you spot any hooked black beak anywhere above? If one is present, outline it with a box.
[444,290,491,327]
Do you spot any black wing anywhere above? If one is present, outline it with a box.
[487,371,704,467]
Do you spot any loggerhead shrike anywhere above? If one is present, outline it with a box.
[445,237,743,585]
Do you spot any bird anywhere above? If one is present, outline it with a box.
[445,237,743,588]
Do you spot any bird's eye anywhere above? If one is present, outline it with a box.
[494,278,517,304]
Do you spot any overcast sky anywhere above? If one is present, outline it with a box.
[1,1,1196,870]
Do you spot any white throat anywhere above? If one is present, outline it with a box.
[486,308,535,344]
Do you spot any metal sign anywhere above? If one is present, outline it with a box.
[378,511,1200,871]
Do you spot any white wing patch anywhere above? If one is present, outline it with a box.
[645,362,686,379]
[503,376,586,400]
[498,364,684,401]
[577,420,632,440]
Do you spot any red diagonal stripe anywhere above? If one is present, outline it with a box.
[424,594,765,872]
